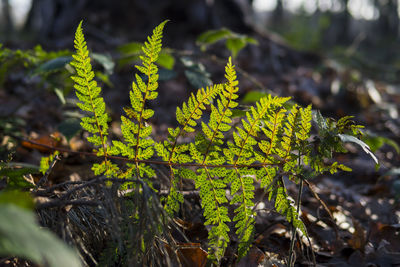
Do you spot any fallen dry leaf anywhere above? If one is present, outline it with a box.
[165,243,208,267]
[348,218,367,252]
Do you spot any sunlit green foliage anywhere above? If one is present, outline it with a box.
[70,21,118,177]
[109,20,168,184]
[39,151,59,175]
[61,20,375,263]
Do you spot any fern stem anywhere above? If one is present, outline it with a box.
[205,167,223,212]
[288,148,304,266]
[288,177,303,267]
[203,166,229,259]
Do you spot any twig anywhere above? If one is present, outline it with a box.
[303,179,333,219]
[34,180,90,196]
[36,199,101,210]
[303,179,341,242]
[17,137,283,169]
[59,176,105,200]
[35,154,61,189]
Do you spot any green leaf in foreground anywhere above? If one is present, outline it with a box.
[0,204,81,267]
[0,191,34,210]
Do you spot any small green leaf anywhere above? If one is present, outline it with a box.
[34,56,72,74]
[181,57,212,89]
[313,110,328,132]
[338,164,352,172]
[242,91,269,103]
[57,118,82,141]
[157,52,175,70]
[196,28,232,47]
[92,52,115,75]
[244,36,258,45]
[197,28,258,57]
[158,68,177,81]
[226,37,246,58]
[184,69,213,89]
[54,88,66,105]
[363,133,400,153]
[117,41,142,54]
[95,71,113,87]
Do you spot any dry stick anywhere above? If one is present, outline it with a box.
[19,138,282,169]
[288,148,307,267]
[35,153,61,188]
[303,179,334,219]
[35,180,90,196]
[303,179,341,242]
[35,177,142,209]
[36,199,101,210]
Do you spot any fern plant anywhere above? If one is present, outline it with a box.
[39,20,377,263]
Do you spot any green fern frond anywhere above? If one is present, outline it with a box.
[158,83,222,214]
[225,95,290,165]
[258,104,312,237]
[269,180,306,235]
[109,20,167,181]
[175,84,223,134]
[190,58,241,259]
[62,20,375,263]
[160,83,223,164]
[279,104,302,173]
[257,107,287,165]
[197,167,230,261]
[298,105,312,141]
[224,96,289,256]
[199,57,238,164]
[70,21,117,177]
[229,167,256,258]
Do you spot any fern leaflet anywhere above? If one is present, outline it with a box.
[70,21,117,176]
[186,58,240,260]
[155,83,222,214]
[109,20,168,183]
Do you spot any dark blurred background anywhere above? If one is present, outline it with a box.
[1,0,399,81]
[1,0,399,49]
